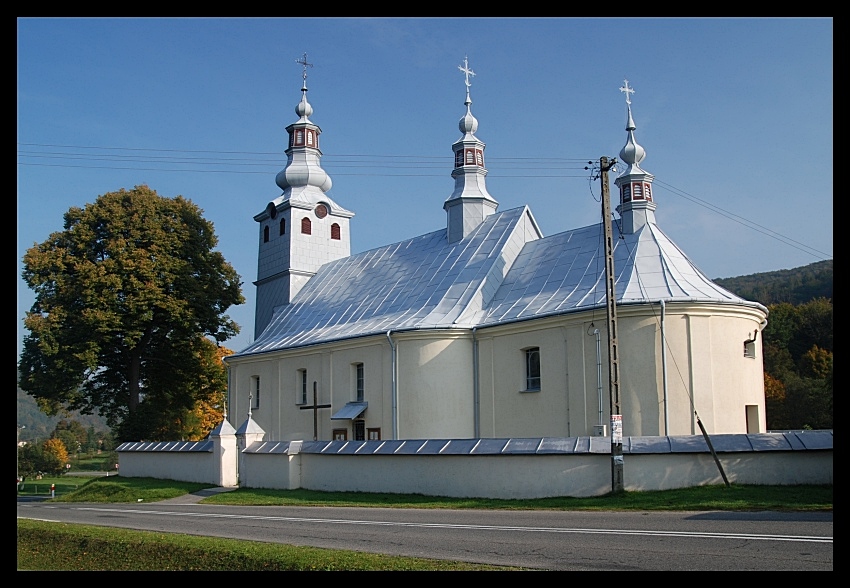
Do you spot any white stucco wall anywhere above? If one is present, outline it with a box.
[236,449,832,498]
[118,451,218,484]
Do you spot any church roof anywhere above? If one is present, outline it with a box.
[233,206,762,358]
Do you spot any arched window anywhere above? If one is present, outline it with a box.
[476,150,483,166]
[466,149,474,164]
[301,217,312,235]
[455,150,463,167]
[307,131,314,146]
[263,226,269,243]
[331,223,341,240]
[295,130,304,145]
[280,218,286,235]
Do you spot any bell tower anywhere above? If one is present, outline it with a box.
[254,54,354,338]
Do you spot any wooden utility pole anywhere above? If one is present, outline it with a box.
[600,155,624,494]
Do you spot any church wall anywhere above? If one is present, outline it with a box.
[395,332,475,439]
[325,340,390,440]
[474,303,767,439]
[480,323,572,438]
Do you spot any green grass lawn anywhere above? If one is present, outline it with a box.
[42,475,833,511]
[17,519,526,571]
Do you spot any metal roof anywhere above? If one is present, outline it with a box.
[240,431,833,455]
[232,206,764,358]
[331,402,368,420]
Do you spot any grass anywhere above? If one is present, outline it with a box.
[17,519,525,571]
[46,476,833,511]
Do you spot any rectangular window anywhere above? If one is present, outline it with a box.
[298,369,308,404]
[355,363,364,402]
[333,429,348,441]
[524,347,541,391]
[744,339,756,358]
[252,376,260,409]
[367,428,381,441]
[354,420,366,441]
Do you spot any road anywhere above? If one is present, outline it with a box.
[17,499,832,571]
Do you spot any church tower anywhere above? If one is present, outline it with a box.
[253,54,354,338]
[614,79,656,234]
[444,57,498,244]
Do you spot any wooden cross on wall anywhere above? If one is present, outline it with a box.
[299,381,331,441]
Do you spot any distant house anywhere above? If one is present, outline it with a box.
[224,63,768,443]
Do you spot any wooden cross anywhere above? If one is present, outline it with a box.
[619,79,635,105]
[299,381,331,441]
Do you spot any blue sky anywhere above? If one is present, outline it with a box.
[17,17,833,358]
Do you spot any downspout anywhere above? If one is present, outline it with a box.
[386,330,397,440]
[660,300,669,435]
[472,327,479,438]
[590,325,603,427]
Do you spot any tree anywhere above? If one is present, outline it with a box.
[19,185,244,441]
[41,438,69,475]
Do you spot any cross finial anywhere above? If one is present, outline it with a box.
[458,56,475,88]
[296,52,313,85]
[247,393,253,418]
[620,79,635,106]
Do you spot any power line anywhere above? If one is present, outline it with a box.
[17,143,832,262]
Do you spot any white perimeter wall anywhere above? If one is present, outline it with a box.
[234,450,832,499]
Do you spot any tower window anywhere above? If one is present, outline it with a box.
[632,182,643,199]
[644,183,652,201]
[307,131,314,146]
[622,184,631,202]
[301,217,312,235]
[280,218,286,235]
[476,150,483,166]
[263,226,269,243]
[295,130,304,146]
[466,150,474,164]
[331,223,341,240]
[455,150,463,167]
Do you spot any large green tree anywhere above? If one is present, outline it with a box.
[19,185,244,441]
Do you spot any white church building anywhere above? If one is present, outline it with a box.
[223,59,769,445]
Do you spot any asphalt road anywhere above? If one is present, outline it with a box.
[17,498,832,571]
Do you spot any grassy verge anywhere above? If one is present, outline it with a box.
[17,519,525,571]
[48,476,833,511]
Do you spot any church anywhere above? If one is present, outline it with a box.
[223,58,769,444]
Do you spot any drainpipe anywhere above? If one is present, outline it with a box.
[472,327,479,438]
[386,330,397,440]
[660,300,669,435]
[590,326,603,427]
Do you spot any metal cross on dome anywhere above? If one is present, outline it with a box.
[458,56,475,88]
[620,79,635,105]
[296,52,313,83]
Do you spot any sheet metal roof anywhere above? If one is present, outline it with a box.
[240,431,833,455]
[233,206,764,358]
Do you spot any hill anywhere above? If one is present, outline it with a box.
[17,376,109,442]
[713,260,832,306]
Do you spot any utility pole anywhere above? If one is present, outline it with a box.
[600,156,624,494]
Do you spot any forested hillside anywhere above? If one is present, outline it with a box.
[714,259,832,306]
[716,260,832,431]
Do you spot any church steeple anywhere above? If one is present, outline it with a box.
[253,54,354,339]
[444,56,498,244]
[614,79,656,234]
